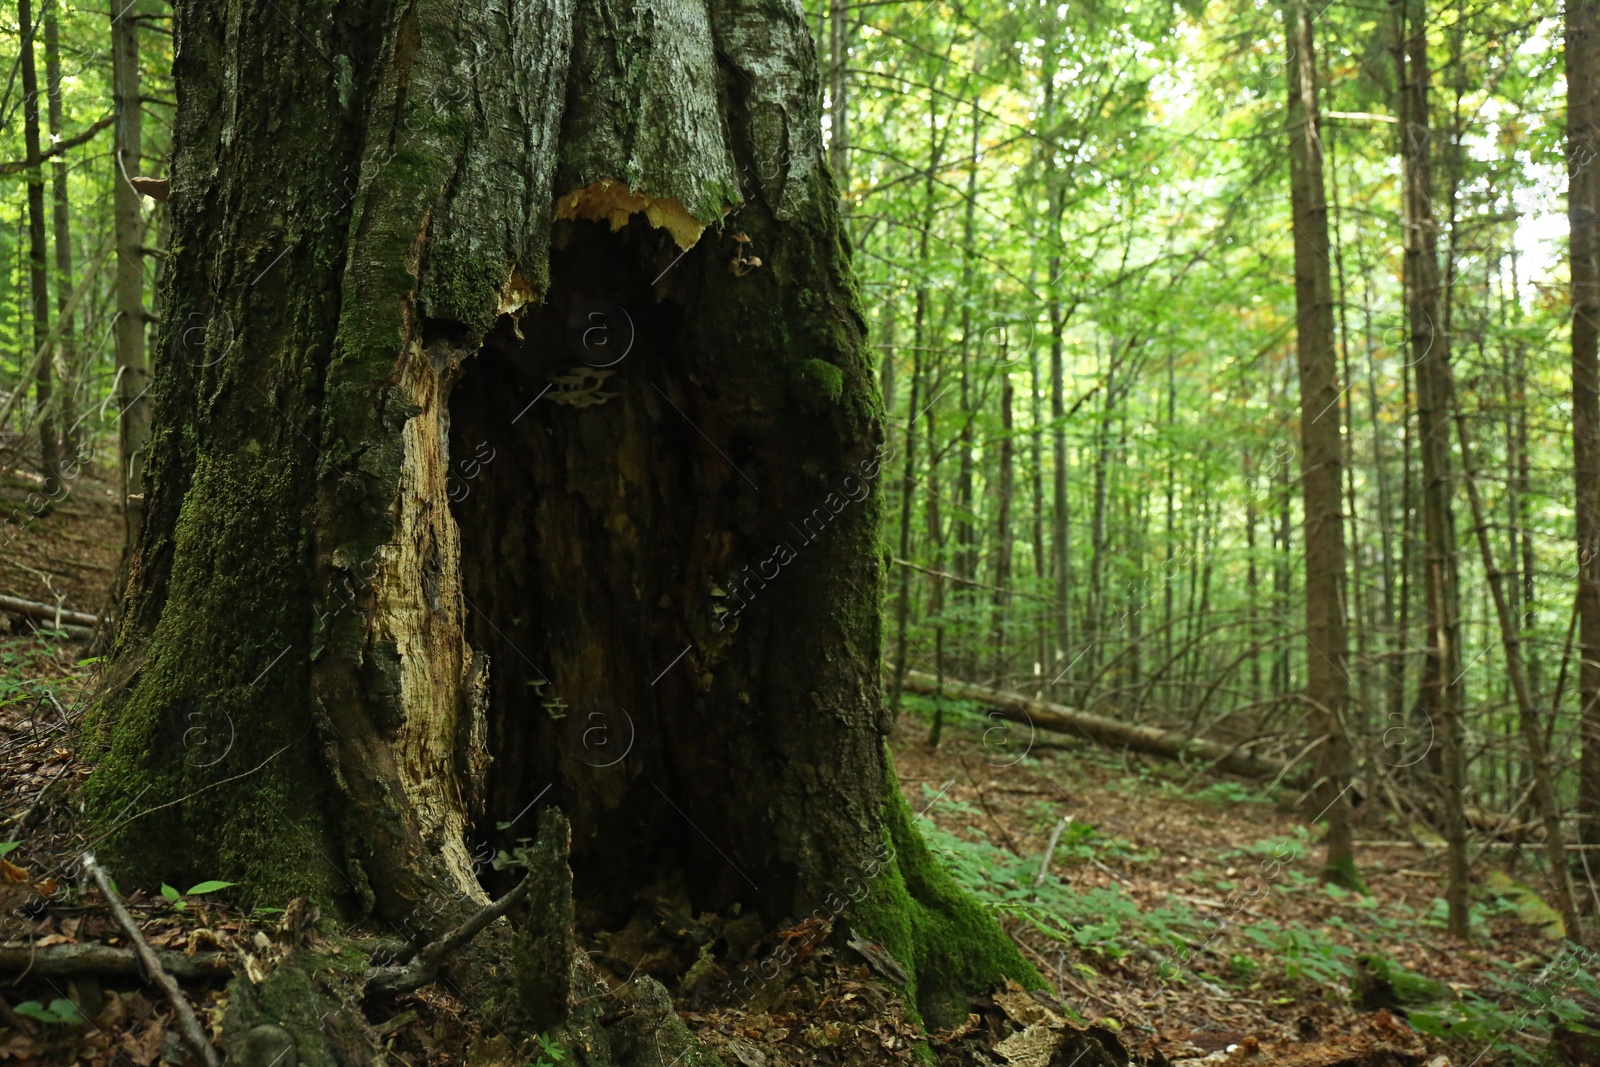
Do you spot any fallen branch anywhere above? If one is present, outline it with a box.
[903,671,1296,782]
[365,870,534,997]
[82,854,221,1067]
[0,941,231,981]
[1034,815,1072,887]
[0,593,99,629]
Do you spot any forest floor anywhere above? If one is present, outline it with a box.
[0,464,1591,1066]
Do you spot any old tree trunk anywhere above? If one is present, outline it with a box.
[81,0,1035,1057]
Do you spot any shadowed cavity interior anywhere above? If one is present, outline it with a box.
[447,218,778,948]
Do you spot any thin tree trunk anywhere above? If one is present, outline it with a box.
[1044,69,1072,698]
[1398,0,1471,935]
[955,101,981,680]
[888,93,943,713]
[1247,447,1262,703]
[1030,333,1048,688]
[1328,121,1371,747]
[1275,439,1293,697]
[111,1,149,547]
[20,0,57,489]
[1569,0,1600,853]
[1451,367,1583,939]
[828,0,848,201]
[44,1,77,465]
[925,364,947,746]
[990,374,1015,686]
[1088,381,1111,680]
[1394,346,1416,749]
[1165,350,1178,704]
[1285,0,1358,887]
[1362,250,1403,744]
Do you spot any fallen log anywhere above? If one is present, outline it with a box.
[902,671,1297,782]
[0,593,99,629]
[0,941,232,981]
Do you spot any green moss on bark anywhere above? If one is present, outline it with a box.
[798,358,844,405]
[852,762,1042,1031]
[81,451,343,907]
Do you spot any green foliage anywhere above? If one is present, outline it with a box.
[1405,949,1600,1064]
[526,1034,570,1066]
[917,809,1198,961]
[1192,781,1268,806]
[1239,921,1355,992]
[1352,953,1452,1009]
[14,998,84,1025]
[159,878,238,912]
[1422,896,1491,940]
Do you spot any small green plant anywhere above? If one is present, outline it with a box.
[1420,896,1491,939]
[1193,781,1265,805]
[0,841,20,857]
[14,998,84,1025]
[1229,826,1310,863]
[527,1033,569,1066]
[159,879,237,912]
[918,818,1202,960]
[1241,921,1355,992]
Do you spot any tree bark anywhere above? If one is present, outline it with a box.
[83,0,1035,1041]
[111,1,150,549]
[828,0,849,201]
[955,101,981,682]
[888,91,944,712]
[1569,0,1600,854]
[1397,0,1471,936]
[20,0,57,490]
[989,373,1015,686]
[43,1,78,465]
[1043,69,1073,700]
[1284,0,1358,888]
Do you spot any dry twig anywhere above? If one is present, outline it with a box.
[82,853,222,1067]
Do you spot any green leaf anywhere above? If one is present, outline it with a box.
[0,841,19,857]
[13,998,81,1024]
[160,883,181,903]
[185,880,237,896]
